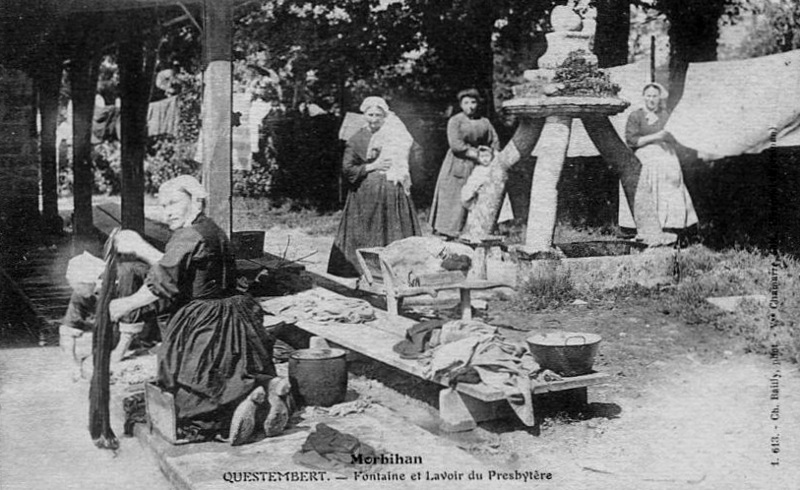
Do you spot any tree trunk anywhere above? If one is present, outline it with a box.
[663,0,725,109]
[594,0,631,67]
[471,0,496,116]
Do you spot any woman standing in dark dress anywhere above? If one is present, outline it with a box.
[109,175,289,445]
[327,96,422,277]
[429,89,500,236]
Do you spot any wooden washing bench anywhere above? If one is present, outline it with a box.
[355,247,511,319]
[260,287,609,432]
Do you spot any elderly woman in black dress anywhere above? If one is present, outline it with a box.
[327,96,422,277]
[109,175,289,444]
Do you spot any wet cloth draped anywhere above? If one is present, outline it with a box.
[261,289,375,324]
[423,321,540,426]
[618,108,698,230]
[147,214,276,435]
[665,50,800,159]
[429,112,499,236]
[327,126,422,278]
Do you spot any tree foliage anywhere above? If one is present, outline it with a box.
[728,0,800,58]
[231,0,562,114]
[233,0,425,112]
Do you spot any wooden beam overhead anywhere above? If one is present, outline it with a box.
[0,0,252,17]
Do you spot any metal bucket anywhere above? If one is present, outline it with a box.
[288,348,348,407]
[526,331,601,377]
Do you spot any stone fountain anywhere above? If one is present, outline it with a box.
[463,2,672,255]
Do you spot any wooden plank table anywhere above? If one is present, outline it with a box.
[260,287,609,432]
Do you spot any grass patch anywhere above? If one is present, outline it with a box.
[233,197,341,236]
[506,244,799,363]
[512,267,577,311]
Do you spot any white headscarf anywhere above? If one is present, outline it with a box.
[360,97,414,194]
[360,96,390,114]
[642,82,669,124]
[160,174,208,200]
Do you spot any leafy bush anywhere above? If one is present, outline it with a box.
[58,141,121,196]
[174,72,202,142]
[92,141,121,194]
[553,51,621,97]
[233,162,275,198]
[144,137,200,194]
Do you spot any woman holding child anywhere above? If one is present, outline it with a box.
[429,89,500,237]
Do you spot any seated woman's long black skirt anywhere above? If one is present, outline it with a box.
[157,294,276,440]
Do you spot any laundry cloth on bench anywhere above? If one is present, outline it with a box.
[425,333,540,426]
[261,290,375,324]
[381,236,475,288]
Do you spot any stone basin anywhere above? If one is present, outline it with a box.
[556,240,648,258]
[512,245,676,292]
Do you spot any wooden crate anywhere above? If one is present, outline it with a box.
[144,381,186,444]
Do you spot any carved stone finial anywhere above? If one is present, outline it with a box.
[536,3,597,71]
[550,5,582,33]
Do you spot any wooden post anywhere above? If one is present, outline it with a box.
[69,40,99,240]
[650,35,656,83]
[523,115,571,253]
[201,0,233,236]
[118,20,155,234]
[459,289,472,320]
[37,55,62,233]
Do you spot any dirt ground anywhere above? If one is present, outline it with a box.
[261,224,800,489]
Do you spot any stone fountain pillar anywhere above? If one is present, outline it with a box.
[463,3,668,252]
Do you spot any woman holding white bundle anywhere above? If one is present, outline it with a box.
[327,96,422,277]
